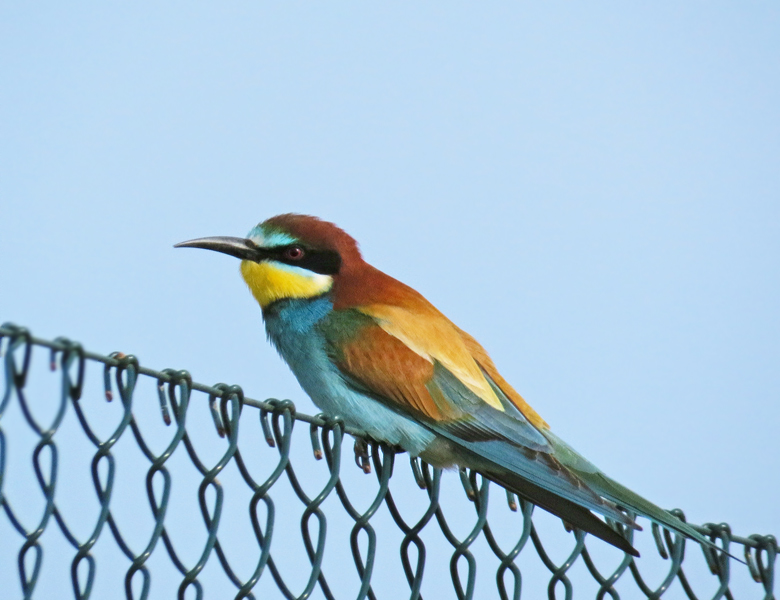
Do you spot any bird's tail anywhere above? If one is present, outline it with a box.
[543,432,729,556]
[479,464,640,556]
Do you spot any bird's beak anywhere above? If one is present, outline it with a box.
[174,236,264,261]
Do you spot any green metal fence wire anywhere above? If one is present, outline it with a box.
[0,322,776,600]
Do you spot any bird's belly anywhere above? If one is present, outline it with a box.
[300,362,435,456]
[264,302,435,456]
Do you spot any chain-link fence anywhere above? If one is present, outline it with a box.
[0,323,776,600]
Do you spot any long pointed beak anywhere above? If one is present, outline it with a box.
[174,236,262,261]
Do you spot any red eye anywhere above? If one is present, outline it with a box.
[284,246,305,260]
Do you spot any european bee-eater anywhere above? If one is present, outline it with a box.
[176,213,713,557]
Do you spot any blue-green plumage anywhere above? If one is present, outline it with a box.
[261,296,652,554]
[263,296,436,454]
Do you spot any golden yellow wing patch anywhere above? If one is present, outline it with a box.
[456,327,549,430]
[359,304,505,412]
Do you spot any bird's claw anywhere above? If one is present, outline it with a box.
[354,438,372,474]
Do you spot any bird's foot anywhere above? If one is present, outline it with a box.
[354,438,372,474]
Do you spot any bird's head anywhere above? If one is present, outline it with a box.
[175,214,362,308]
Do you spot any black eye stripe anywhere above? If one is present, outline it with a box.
[271,245,341,275]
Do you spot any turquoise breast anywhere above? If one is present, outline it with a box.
[263,296,435,455]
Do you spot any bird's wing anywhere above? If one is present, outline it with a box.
[319,302,728,557]
[455,326,549,429]
[341,304,725,554]
[318,305,638,528]
[320,304,550,449]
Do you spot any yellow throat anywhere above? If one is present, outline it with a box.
[240,260,334,308]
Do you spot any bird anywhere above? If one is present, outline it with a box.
[175,213,714,557]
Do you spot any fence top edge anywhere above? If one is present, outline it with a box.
[0,324,370,435]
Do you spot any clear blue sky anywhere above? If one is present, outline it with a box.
[1,3,778,599]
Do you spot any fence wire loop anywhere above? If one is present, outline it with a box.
[410,457,427,490]
[652,522,669,560]
[1,323,33,390]
[51,337,86,401]
[0,324,776,600]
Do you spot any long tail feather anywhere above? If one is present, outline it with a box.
[544,432,740,560]
[478,463,639,556]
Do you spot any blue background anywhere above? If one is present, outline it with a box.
[1,3,778,598]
